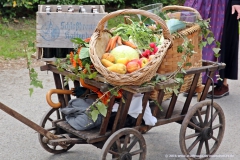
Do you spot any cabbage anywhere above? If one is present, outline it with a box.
[110,45,139,63]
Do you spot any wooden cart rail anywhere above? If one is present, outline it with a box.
[0,60,226,159]
[40,60,225,139]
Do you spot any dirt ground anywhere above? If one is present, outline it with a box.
[0,57,45,71]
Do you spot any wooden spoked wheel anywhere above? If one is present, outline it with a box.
[38,108,74,154]
[179,100,225,160]
[100,128,147,160]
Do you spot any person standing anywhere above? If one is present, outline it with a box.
[184,0,240,98]
[208,1,240,98]
[184,0,227,83]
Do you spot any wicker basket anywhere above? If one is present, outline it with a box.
[150,5,203,100]
[89,9,173,86]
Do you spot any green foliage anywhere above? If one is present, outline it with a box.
[197,19,221,61]
[111,19,160,50]
[27,49,43,96]
[88,86,121,122]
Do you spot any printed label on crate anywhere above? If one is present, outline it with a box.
[36,12,107,48]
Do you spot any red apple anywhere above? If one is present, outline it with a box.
[126,59,141,73]
[139,57,149,68]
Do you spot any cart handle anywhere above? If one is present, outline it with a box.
[46,89,73,109]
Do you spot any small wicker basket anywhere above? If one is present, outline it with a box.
[151,5,203,100]
[89,9,173,86]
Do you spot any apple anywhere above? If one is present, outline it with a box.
[139,57,149,68]
[116,57,129,66]
[126,59,140,73]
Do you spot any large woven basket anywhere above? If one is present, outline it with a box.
[151,5,203,100]
[89,9,172,86]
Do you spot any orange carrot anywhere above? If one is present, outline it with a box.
[122,40,137,49]
[110,35,119,50]
[117,36,122,45]
[105,38,113,52]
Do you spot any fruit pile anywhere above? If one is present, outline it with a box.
[101,35,159,74]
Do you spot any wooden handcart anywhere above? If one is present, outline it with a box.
[0,60,226,160]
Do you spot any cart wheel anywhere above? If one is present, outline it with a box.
[100,128,147,160]
[38,108,74,154]
[179,100,225,159]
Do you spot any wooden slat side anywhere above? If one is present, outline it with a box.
[200,71,215,101]
[99,96,116,135]
[152,89,165,117]
[118,91,134,129]
[135,92,151,126]
[181,73,200,115]
[165,93,178,119]
[111,100,123,133]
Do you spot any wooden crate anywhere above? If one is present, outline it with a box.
[36,5,107,59]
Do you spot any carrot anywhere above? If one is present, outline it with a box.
[110,35,119,50]
[105,38,113,52]
[117,36,122,45]
[122,40,137,49]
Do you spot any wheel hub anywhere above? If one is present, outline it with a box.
[201,127,213,140]
[120,152,132,160]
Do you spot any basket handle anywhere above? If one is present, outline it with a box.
[95,9,173,43]
[161,5,202,20]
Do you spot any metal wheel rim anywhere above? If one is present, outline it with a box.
[100,128,147,160]
[179,100,225,160]
[38,108,74,154]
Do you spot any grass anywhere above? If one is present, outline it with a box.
[0,18,36,59]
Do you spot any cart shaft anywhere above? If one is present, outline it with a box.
[0,102,67,148]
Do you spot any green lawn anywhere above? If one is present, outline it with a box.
[0,19,36,59]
